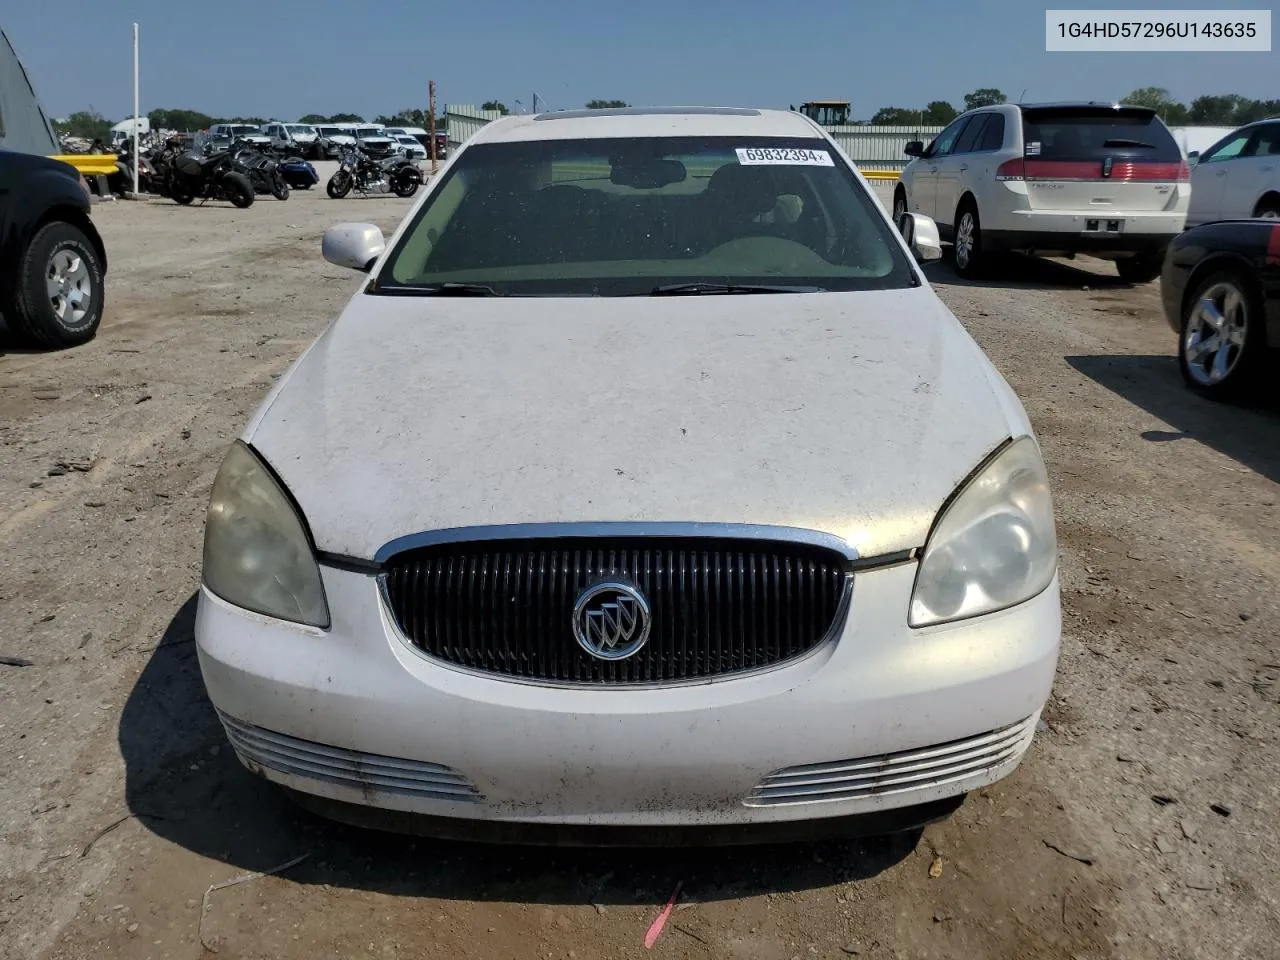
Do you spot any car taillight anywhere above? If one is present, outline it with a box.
[995,158,1025,181]
[1176,160,1191,182]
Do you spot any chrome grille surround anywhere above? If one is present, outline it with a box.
[376,523,854,686]
[745,716,1036,807]
[218,711,483,802]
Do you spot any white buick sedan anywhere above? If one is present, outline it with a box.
[195,106,1060,843]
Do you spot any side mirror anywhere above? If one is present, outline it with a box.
[904,140,925,158]
[897,211,942,263]
[322,223,386,272]
[1186,150,1200,165]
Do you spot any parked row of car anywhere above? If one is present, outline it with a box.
[207,121,446,162]
[893,101,1279,398]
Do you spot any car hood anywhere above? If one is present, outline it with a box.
[245,289,1028,561]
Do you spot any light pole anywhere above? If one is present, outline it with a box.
[131,22,139,196]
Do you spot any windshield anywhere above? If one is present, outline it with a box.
[377,136,914,296]
[286,125,315,134]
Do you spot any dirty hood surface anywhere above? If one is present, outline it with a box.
[246,288,1024,561]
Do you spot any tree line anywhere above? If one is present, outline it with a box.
[868,87,1280,127]
[479,99,630,113]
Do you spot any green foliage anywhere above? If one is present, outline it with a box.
[962,88,1006,111]
[325,112,365,124]
[375,108,429,127]
[922,100,958,125]
[871,107,917,125]
[55,111,113,141]
[481,100,509,114]
[1119,90,1279,126]
[585,99,629,109]
[1234,98,1280,124]
[1121,88,1187,123]
[147,108,213,132]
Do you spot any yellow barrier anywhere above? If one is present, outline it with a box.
[50,155,120,176]
[859,169,901,181]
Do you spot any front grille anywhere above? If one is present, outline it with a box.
[744,717,1035,807]
[381,536,851,684]
[218,711,483,802]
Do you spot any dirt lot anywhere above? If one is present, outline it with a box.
[1,174,1278,960]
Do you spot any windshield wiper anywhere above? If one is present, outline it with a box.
[383,282,503,296]
[649,282,823,296]
[1102,139,1157,148]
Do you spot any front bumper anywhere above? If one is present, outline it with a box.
[195,561,1059,831]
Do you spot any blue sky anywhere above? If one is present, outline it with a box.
[8,0,1277,122]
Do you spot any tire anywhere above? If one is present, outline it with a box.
[327,170,353,199]
[1116,250,1164,284]
[1177,268,1266,401]
[271,174,290,201]
[952,200,984,278]
[222,172,255,208]
[171,181,195,205]
[4,221,105,348]
[393,176,419,198]
[892,188,907,223]
[1253,195,1280,219]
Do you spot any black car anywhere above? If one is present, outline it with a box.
[1161,219,1280,399]
[0,149,108,347]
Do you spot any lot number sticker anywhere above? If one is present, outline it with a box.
[736,147,834,166]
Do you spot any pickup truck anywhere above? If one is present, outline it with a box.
[0,149,107,347]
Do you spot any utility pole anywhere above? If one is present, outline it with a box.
[131,22,140,196]
[428,80,438,176]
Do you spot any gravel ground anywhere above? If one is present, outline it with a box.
[1,175,1278,960]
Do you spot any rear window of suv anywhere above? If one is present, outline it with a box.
[1019,106,1181,162]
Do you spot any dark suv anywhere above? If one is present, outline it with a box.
[1,149,107,347]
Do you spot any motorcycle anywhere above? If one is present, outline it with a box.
[229,140,290,200]
[327,145,422,199]
[155,140,255,208]
[108,142,155,196]
[276,154,319,190]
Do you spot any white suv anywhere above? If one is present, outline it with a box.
[1185,118,1280,226]
[895,102,1190,282]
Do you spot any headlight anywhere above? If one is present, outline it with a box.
[202,441,330,628]
[908,436,1056,628]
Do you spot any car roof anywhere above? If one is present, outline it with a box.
[1014,100,1156,113]
[470,106,823,144]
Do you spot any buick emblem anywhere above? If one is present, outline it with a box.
[572,581,651,661]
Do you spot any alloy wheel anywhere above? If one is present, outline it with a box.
[46,246,93,326]
[1183,281,1248,386]
[955,212,975,270]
